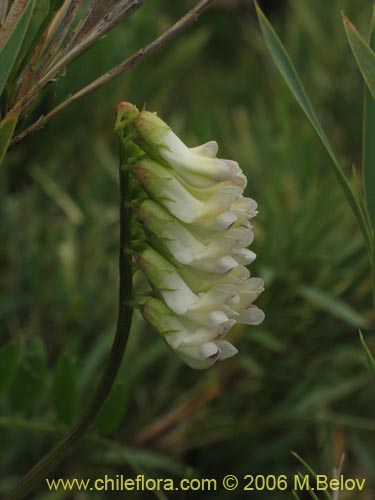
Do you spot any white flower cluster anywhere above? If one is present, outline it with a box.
[119,103,264,369]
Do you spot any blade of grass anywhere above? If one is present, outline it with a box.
[351,165,372,236]
[298,285,368,329]
[0,0,27,46]
[35,0,83,75]
[296,473,319,500]
[344,13,375,105]
[0,0,35,96]
[0,1,10,27]
[292,452,333,500]
[255,3,372,250]
[9,0,52,104]
[28,164,84,225]
[352,163,375,308]
[359,331,375,383]
[362,6,375,224]
[0,106,19,167]
[357,8,375,310]
[332,455,345,500]
[292,491,302,500]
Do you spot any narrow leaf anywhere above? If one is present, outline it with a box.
[122,447,189,475]
[298,285,368,328]
[292,491,302,500]
[255,3,335,162]
[359,331,375,383]
[93,382,128,435]
[344,14,375,103]
[255,3,372,249]
[52,351,78,425]
[0,106,19,168]
[297,473,319,500]
[0,0,28,46]
[0,0,35,96]
[362,7,375,223]
[0,341,21,395]
[292,452,332,500]
[16,0,51,68]
[10,337,47,414]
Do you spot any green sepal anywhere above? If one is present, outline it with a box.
[115,102,145,166]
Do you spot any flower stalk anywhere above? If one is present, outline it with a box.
[3,108,135,500]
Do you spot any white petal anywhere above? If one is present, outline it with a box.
[232,197,258,219]
[160,221,206,265]
[190,141,218,158]
[237,305,265,325]
[162,139,241,187]
[217,340,238,360]
[198,211,238,230]
[134,160,204,223]
[138,249,197,314]
[229,278,264,311]
[233,248,257,265]
[177,342,220,370]
[191,255,238,274]
[186,309,229,328]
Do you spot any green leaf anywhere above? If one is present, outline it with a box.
[291,375,366,413]
[255,3,372,249]
[247,330,285,353]
[10,338,47,414]
[344,13,375,104]
[123,448,188,475]
[298,285,368,328]
[52,351,78,425]
[296,473,319,500]
[0,107,20,168]
[0,0,35,97]
[16,0,50,71]
[359,331,375,383]
[0,341,21,395]
[292,452,332,500]
[292,491,302,500]
[362,7,375,223]
[93,382,128,435]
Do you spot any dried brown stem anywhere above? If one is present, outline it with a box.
[14,0,84,103]
[11,0,215,146]
[64,0,135,50]
[18,0,146,113]
[0,0,10,28]
[0,0,27,48]
[64,0,117,49]
[39,0,84,72]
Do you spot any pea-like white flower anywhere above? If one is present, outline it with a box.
[117,102,264,369]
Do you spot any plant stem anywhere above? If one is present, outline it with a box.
[4,145,134,500]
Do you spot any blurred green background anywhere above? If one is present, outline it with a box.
[1,0,374,498]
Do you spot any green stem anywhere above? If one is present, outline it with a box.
[371,236,375,317]
[4,152,134,500]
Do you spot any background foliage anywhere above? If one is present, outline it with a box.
[1,0,374,498]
